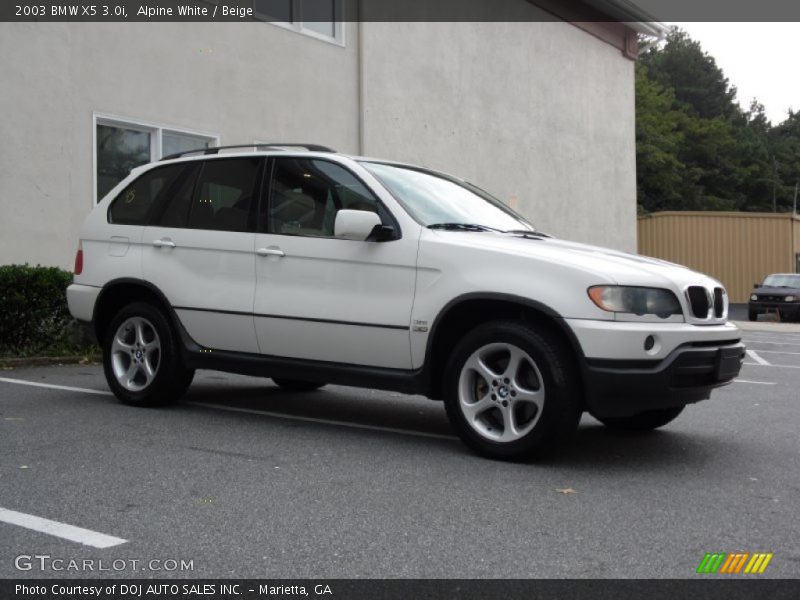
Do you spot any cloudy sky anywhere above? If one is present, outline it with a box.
[673,23,800,125]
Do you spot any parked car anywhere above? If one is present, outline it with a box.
[67,144,745,459]
[749,273,800,322]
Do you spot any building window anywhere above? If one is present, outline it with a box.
[253,0,344,45]
[94,114,218,203]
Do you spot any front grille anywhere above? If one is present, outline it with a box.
[713,287,724,317]
[687,286,711,318]
[759,295,782,302]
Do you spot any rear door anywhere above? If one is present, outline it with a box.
[142,157,264,353]
[253,156,418,369]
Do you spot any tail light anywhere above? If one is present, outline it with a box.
[74,242,83,275]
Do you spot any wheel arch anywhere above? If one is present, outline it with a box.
[93,278,179,344]
[422,293,586,400]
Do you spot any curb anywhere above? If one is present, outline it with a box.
[0,355,101,369]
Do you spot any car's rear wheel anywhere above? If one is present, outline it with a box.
[592,406,684,431]
[272,378,326,392]
[103,302,194,406]
[443,320,582,460]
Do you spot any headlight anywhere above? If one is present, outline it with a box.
[750,294,758,301]
[587,286,682,318]
[786,296,796,302]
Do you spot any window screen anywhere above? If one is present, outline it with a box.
[187,158,261,232]
[96,124,151,201]
[162,133,212,158]
[108,164,186,226]
[268,158,379,237]
[300,0,335,37]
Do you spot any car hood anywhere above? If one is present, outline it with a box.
[434,231,721,289]
[754,286,800,296]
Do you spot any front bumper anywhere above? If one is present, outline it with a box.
[581,341,745,418]
[749,301,800,318]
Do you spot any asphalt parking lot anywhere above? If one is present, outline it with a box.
[1,325,800,579]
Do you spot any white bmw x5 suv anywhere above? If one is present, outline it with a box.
[68,143,745,459]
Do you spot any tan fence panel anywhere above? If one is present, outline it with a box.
[637,212,798,303]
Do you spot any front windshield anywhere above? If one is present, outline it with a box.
[361,162,535,232]
[763,274,800,288]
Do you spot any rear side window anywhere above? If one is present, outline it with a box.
[155,163,200,228]
[108,164,186,225]
[186,158,261,232]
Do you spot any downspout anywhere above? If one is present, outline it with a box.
[357,0,365,155]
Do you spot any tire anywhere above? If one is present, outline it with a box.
[272,378,326,392]
[443,320,582,460]
[748,309,758,321]
[593,406,684,431]
[103,301,194,407]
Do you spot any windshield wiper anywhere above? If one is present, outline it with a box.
[427,223,498,232]
[504,229,551,238]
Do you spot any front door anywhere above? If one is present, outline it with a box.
[142,156,264,353]
[253,156,418,369]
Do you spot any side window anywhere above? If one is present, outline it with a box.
[152,164,201,228]
[268,158,379,237]
[108,164,185,225]
[186,158,261,232]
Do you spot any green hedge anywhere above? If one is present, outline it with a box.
[0,264,97,357]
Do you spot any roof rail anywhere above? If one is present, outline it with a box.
[161,143,336,161]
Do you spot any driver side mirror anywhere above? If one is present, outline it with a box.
[753,283,759,288]
[334,209,383,241]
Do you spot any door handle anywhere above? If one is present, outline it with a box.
[256,247,285,258]
[152,238,176,248]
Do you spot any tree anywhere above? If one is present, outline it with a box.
[635,63,685,212]
[635,27,791,214]
[769,111,800,211]
[641,29,739,121]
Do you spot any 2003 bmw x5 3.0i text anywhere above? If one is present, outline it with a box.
[67,144,745,459]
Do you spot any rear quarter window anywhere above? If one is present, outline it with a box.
[107,164,187,225]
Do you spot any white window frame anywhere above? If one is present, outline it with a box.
[92,113,220,204]
[253,0,345,47]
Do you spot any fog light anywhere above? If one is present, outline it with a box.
[644,335,655,351]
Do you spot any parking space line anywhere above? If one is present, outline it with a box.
[742,329,800,335]
[750,349,800,356]
[0,377,112,396]
[743,362,800,369]
[743,339,800,347]
[182,401,458,441]
[746,350,771,366]
[0,507,126,548]
[733,379,776,385]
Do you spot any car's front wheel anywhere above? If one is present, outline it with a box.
[592,406,684,431]
[443,320,582,460]
[103,302,194,406]
[748,309,758,321]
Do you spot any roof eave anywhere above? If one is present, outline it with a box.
[585,0,669,38]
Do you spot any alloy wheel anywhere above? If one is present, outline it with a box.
[110,316,161,392]
[457,342,545,443]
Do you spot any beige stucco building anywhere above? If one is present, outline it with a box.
[0,1,662,268]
